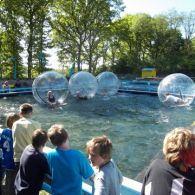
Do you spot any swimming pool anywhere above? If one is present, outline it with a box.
[0,93,195,180]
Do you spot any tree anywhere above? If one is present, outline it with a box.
[0,0,24,79]
[112,14,154,72]
[83,0,124,73]
[51,0,124,72]
[107,14,185,75]
[180,10,195,52]
[12,0,52,78]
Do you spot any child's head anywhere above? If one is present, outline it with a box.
[47,124,69,147]
[6,113,20,129]
[32,129,48,149]
[163,127,195,170]
[86,135,112,167]
[47,91,53,96]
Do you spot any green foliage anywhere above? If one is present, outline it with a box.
[107,13,194,76]
[0,0,25,79]
[51,0,124,72]
[95,65,109,76]
[110,58,130,74]
[0,1,194,78]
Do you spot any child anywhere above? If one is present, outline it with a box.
[47,91,56,104]
[47,91,60,108]
[2,81,10,93]
[0,113,20,194]
[141,128,195,195]
[86,135,123,195]
[0,113,20,170]
[0,146,3,195]
[12,103,41,166]
[47,124,94,195]
[15,129,50,195]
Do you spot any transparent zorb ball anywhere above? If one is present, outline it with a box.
[68,71,98,99]
[96,72,120,96]
[158,73,195,107]
[32,71,68,105]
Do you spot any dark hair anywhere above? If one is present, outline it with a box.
[19,103,33,115]
[32,129,48,149]
[47,124,68,146]
[6,113,20,129]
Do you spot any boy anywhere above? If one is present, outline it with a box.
[12,103,41,167]
[141,128,195,195]
[0,113,20,170]
[86,135,123,195]
[47,124,94,195]
[0,113,20,194]
[15,129,50,195]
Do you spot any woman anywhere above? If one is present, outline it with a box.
[141,127,195,195]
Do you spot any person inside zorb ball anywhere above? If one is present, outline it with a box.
[68,71,98,100]
[158,73,195,107]
[96,71,120,96]
[32,71,69,106]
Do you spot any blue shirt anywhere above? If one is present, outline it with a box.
[47,148,94,195]
[0,128,15,169]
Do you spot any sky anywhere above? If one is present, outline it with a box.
[47,0,195,69]
[122,0,195,16]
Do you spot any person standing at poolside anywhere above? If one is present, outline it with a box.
[14,80,21,88]
[141,128,195,195]
[12,103,41,168]
[47,124,94,195]
[0,113,20,194]
[15,129,50,195]
[2,81,10,93]
[86,135,123,195]
[0,145,3,195]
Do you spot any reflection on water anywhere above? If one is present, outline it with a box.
[0,93,195,179]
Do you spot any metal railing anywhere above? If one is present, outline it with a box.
[42,147,142,195]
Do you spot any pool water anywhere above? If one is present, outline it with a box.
[0,93,195,179]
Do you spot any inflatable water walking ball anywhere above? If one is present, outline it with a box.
[96,72,120,96]
[32,71,69,105]
[158,73,195,107]
[68,71,98,99]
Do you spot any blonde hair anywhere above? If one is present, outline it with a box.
[6,113,20,129]
[163,127,195,165]
[86,135,112,160]
[47,91,52,96]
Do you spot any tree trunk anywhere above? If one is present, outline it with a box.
[77,45,82,71]
[88,50,92,73]
[27,15,34,79]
